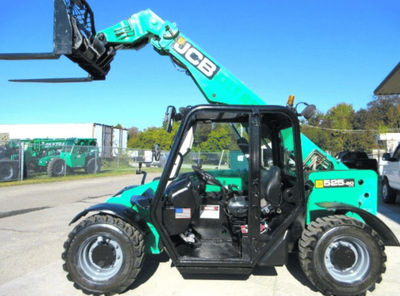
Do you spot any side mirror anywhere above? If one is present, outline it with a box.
[153,144,161,161]
[164,106,176,133]
[382,153,390,161]
[300,104,316,120]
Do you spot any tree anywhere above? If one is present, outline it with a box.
[127,122,179,150]
[366,95,400,128]
[127,126,140,140]
[325,103,355,152]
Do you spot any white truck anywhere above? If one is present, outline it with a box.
[381,144,400,203]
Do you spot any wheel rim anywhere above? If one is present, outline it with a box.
[54,162,64,175]
[382,183,388,200]
[324,237,370,283]
[0,163,14,180]
[78,235,124,281]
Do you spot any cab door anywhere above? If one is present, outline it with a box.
[250,109,305,266]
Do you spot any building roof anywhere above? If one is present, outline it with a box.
[374,62,400,95]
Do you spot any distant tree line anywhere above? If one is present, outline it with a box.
[126,121,237,152]
[301,95,400,154]
[123,95,400,153]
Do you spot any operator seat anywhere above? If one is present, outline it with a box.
[260,166,282,209]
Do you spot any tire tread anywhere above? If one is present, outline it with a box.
[62,214,145,295]
[298,215,386,296]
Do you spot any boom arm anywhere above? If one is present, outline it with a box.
[95,9,265,106]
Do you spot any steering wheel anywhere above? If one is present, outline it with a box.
[191,165,222,187]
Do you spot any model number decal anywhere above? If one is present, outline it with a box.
[315,179,355,188]
[173,36,220,79]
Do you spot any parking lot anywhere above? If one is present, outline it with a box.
[0,174,400,296]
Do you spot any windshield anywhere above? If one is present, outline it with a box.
[168,111,250,179]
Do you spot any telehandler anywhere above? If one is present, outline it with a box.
[1,1,398,295]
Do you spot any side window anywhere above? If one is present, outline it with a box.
[393,146,400,161]
[280,127,297,177]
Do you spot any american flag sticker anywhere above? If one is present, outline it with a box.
[175,208,191,219]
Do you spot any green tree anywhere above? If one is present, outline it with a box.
[199,126,231,152]
[127,122,179,150]
[366,95,400,128]
[127,126,139,140]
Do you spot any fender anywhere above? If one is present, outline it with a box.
[69,203,150,235]
[316,202,400,246]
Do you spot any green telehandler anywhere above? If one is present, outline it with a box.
[37,137,101,177]
[1,1,398,295]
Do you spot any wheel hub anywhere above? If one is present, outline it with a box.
[79,235,124,281]
[324,238,370,283]
[91,242,116,268]
[332,245,356,269]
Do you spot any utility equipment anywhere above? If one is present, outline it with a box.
[1,1,398,295]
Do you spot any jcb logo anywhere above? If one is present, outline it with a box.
[173,36,220,79]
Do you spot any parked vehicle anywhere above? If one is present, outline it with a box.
[335,151,378,172]
[381,145,400,203]
[37,138,101,177]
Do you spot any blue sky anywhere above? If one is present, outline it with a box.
[1,0,400,131]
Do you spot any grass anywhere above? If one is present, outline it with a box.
[0,167,164,188]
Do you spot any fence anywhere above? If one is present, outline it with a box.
[0,139,25,182]
[0,140,235,182]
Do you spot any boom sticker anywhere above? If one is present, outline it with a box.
[172,36,220,79]
[315,179,355,189]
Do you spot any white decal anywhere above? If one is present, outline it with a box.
[173,37,220,79]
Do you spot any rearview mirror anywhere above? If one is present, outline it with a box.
[300,104,316,120]
[164,106,176,133]
[153,144,161,161]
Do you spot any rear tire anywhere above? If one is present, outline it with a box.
[299,215,386,296]
[62,214,145,295]
[85,157,101,174]
[382,178,397,204]
[47,158,66,177]
[0,159,17,181]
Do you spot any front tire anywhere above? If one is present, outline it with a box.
[62,214,145,295]
[299,215,386,296]
[382,178,397,204]
[47,158,66,177]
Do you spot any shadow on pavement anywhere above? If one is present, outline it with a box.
[285,253,318,292]
[125,253,170,293]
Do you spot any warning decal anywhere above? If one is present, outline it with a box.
[200,205,220,219]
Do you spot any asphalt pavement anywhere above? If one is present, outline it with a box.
[0,174,399,296]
